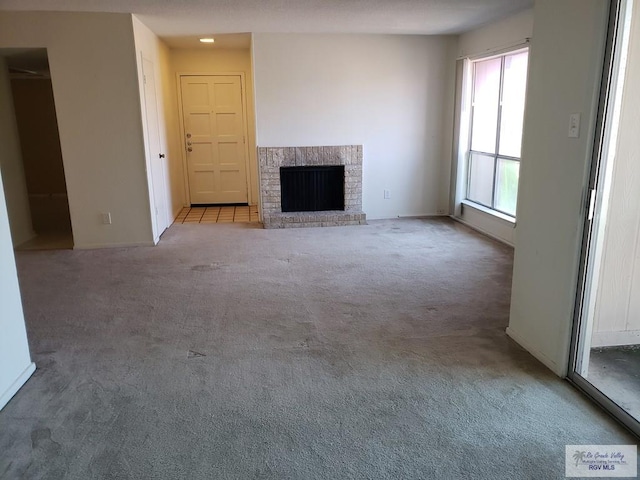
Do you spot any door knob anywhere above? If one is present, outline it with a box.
[187,147,193,152]
[186,133,192,138]
[159,153,165,159]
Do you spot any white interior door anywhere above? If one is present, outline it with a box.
[180,75,248,204]
[142,57,169,238]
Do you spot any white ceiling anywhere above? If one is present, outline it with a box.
[0,0,533,47]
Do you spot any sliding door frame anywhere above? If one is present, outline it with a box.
[567,0,640,438]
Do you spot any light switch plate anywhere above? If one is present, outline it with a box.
[569,113,581,138]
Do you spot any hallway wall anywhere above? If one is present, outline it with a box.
[11,78,71,234]
[0,12,154,249]
[508,0,610,376]
[252,33,456,220]
[0,57,33,246]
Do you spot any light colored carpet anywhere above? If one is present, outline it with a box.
[0,218,636,479]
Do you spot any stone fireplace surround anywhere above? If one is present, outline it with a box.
[258,145,366,229]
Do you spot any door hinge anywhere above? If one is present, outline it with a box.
[587,189,597,221]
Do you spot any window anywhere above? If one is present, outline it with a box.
[467,50,529,217]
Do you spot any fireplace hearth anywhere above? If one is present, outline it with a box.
[258,145,366,229]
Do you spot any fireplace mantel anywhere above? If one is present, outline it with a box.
[257,145,366,229]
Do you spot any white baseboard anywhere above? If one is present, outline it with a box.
[450,215,514,247]
[0,362,36,411]
[506,326,566,377]
[73,241,155,250]
[397,213,448,218]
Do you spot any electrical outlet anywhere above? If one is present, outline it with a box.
[384,189,391,199]
[100,212,112,225]
[437,209,446,215]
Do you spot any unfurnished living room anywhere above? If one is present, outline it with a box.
[1,0,640,479]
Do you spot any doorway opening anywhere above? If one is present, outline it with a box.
[0,48,73,250]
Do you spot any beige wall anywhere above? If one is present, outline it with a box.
[592,4,640,347]
[170,47,259,206]
[252,33,456,219]
[508,0,610,376]
[0,12,153,248]
[11,78,71,233]
[457,9,534,58]
[11,79,66,194]
[0,57,34,246]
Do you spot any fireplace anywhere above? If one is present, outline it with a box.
[258,145,366,228]
[280,166,344,212]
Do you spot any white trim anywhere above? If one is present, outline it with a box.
[506,327,566,377]
[450,59,472,217]
[175,73,191,206]
[132,50,158,245]
[0,362,35,411]
[457,39,531,61]
[238,74,254,206]
[398,214,449,219]
[450,215,514,247]
[140,53,162,243]
[73,241,156,250]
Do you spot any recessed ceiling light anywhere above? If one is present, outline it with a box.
[199,38,215,44]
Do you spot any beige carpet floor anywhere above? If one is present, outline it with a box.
[0,218,636,479]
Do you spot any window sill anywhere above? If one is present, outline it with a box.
[461,200,516,225]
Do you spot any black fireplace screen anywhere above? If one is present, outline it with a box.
[280,166,344,212]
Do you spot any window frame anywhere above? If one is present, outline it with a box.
[465,47,529,218]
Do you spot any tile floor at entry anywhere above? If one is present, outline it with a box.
[174,206,260,224]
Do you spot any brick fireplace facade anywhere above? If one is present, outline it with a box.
[258,145,367,229]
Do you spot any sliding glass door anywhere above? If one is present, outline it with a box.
[569,0,640,436]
